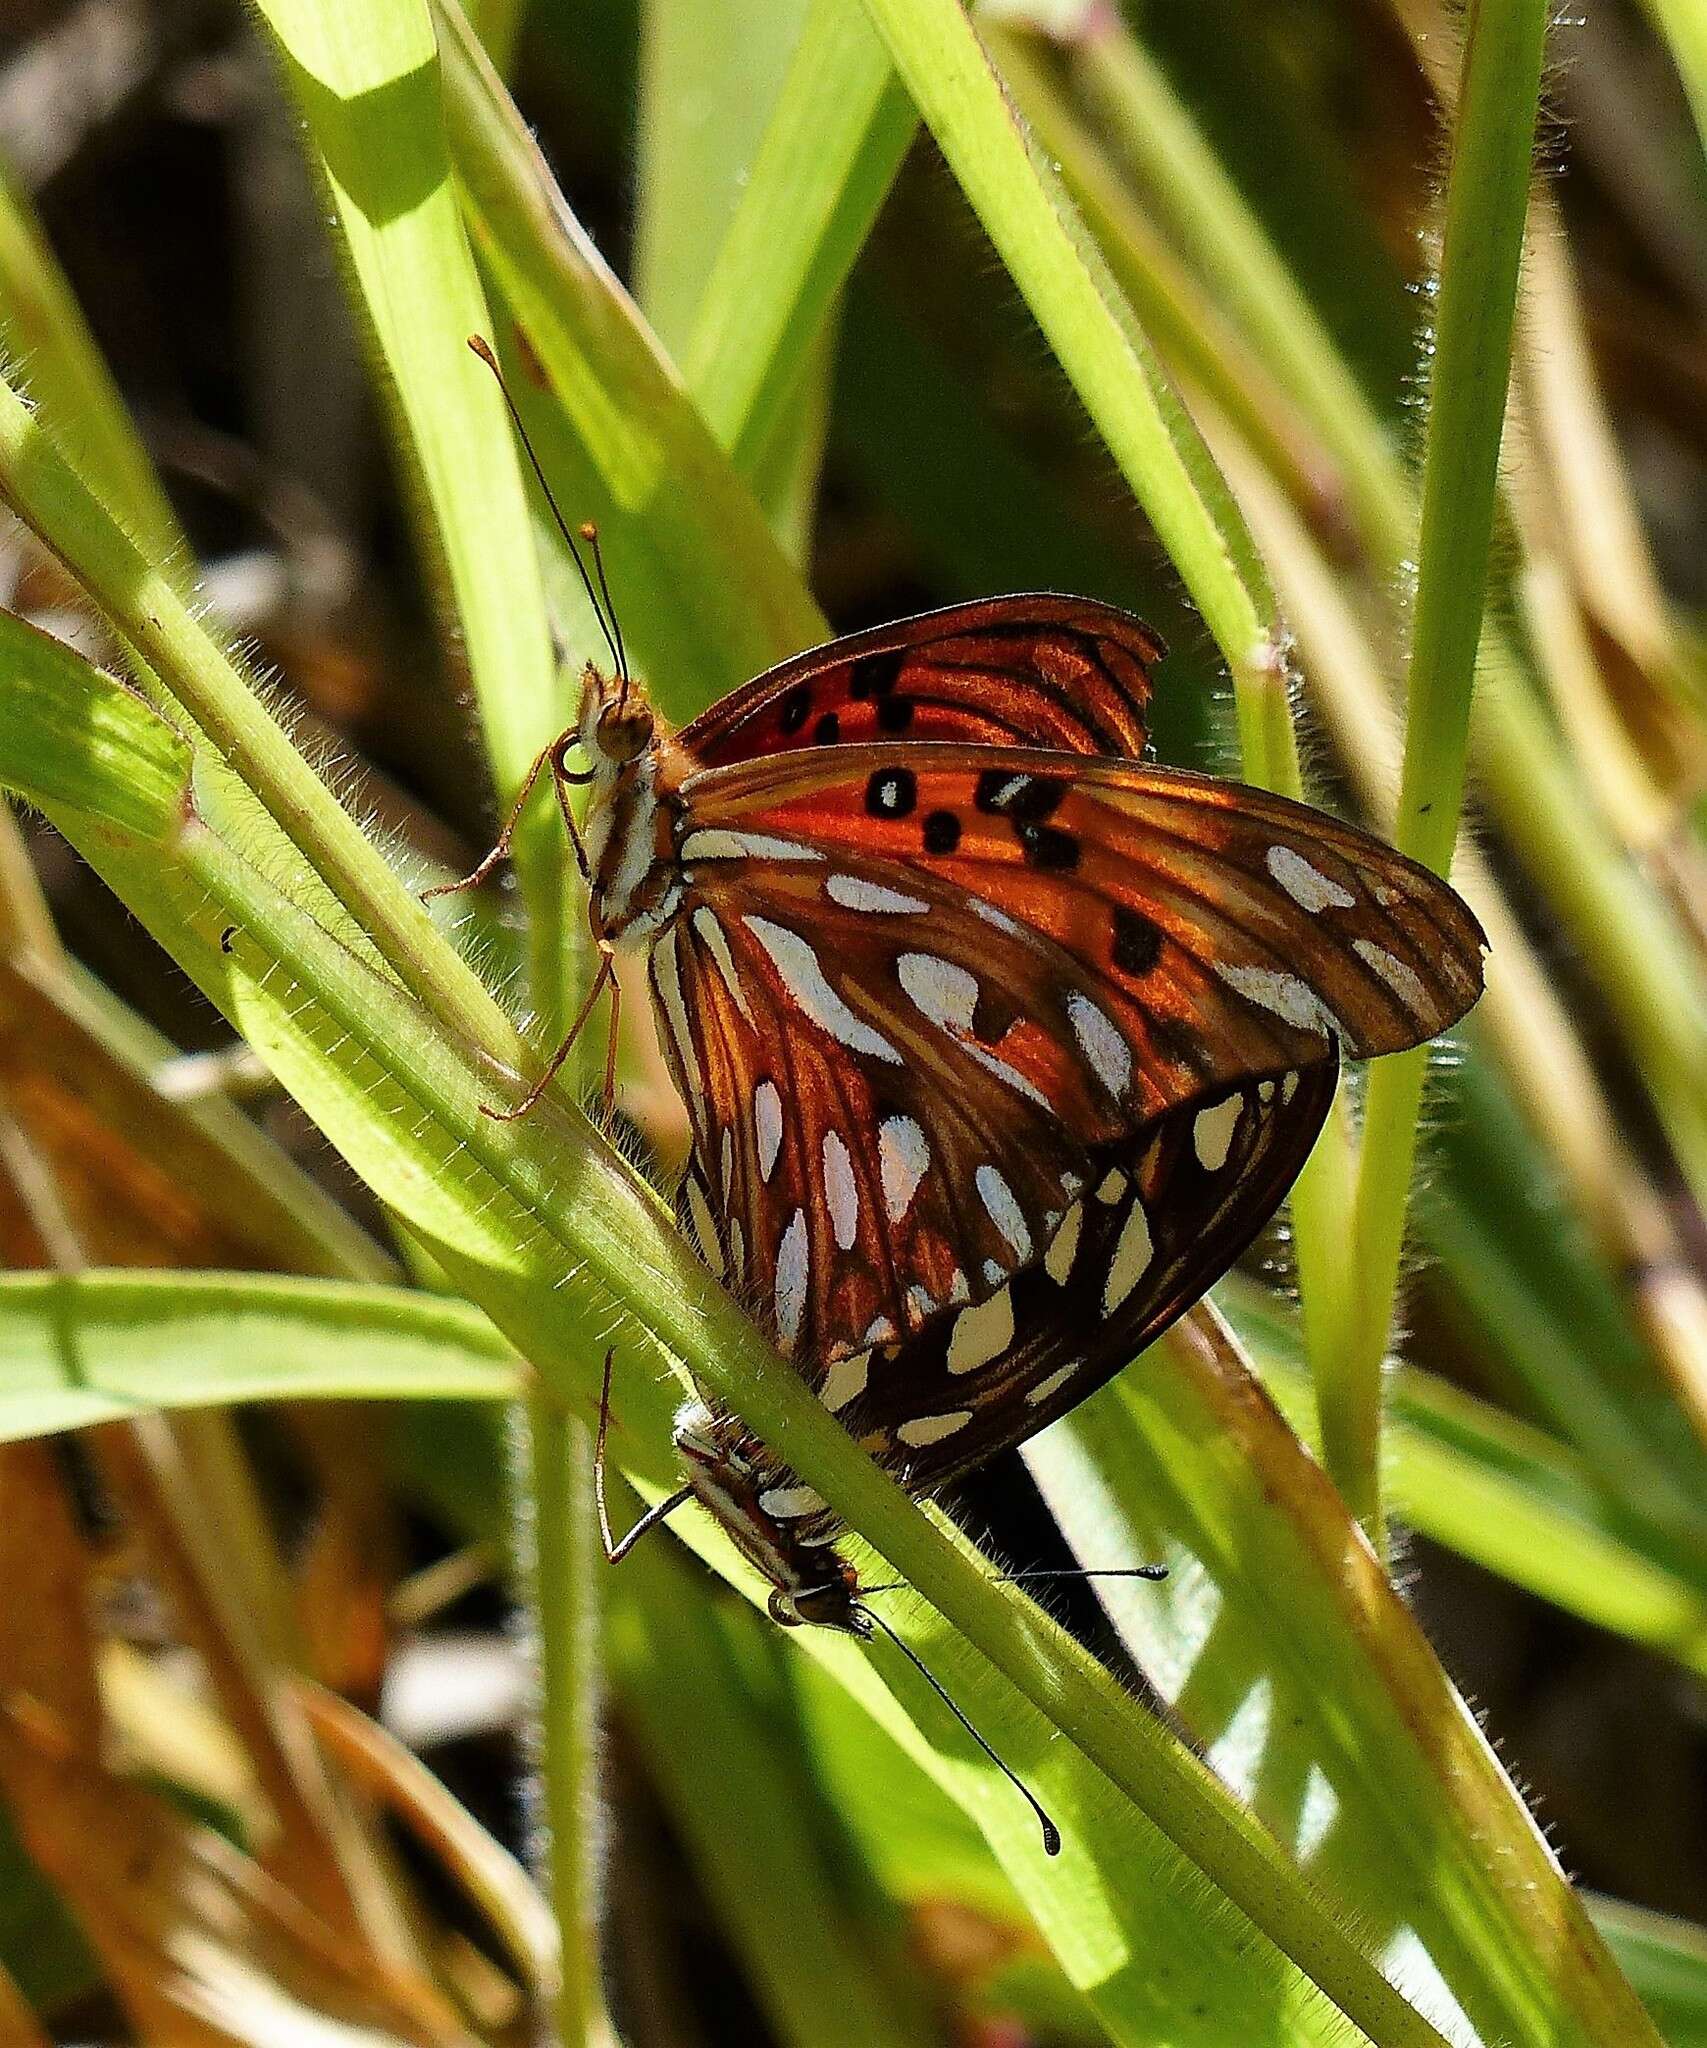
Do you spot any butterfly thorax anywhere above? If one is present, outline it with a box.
[671,1399,868,1633]
[577,665,692,946]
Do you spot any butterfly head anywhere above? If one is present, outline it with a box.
[573,664,690,942]
[671,1399,864,1634]
[577,661,657,770]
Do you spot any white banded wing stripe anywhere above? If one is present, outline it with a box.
[682,830,823,862]
[897,952,979,1033]
[653,928,707,1131]
[1212,960,1339,1035]
[755,1081,784,1182]
[826,874,929,915]
[775,1209,809,1351]
[742,916,903,1062]
[1353,938,1432,1018]
[692,907,754,1023]
[975,1164,1032,1262]
[1067,991,1131,1098]
[822,1129,860,1250]
[1265,844,1355,911]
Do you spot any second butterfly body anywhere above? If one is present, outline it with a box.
[557,595,1486,1632]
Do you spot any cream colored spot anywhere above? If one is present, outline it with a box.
[692,906,754,1022]
[1096,1168,1128,1205]
[1193,1096,1242,1172]
[975,1165,1032,1261]
[1026,1363,1078,1407]
[1103,1199,1155,1314]
[1353,939,1430,1016]
[683,829,821,862]
[775,1209,808,1351]
[827,874,928,915]
[897,1411,973,1448]
[818,1349,870,1413]
[879,1115,929,1222]
[1213,961,1337,1034]
[947,1286,1014,1374]
[1068,992,1131,1097]
[897,951,980,1033]
[755,1081,783,1182]
[759,1484,824,1520]
[685,1177,723,1278]
[822,1129,859,1251]
[1044,1203,1084,1285]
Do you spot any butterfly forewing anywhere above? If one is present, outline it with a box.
[677,596,1161,768]
[654,740,1481,1361]
[681,745,1484,1080]
[660,882,1098,1362]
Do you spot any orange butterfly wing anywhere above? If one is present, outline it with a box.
[677,596,1160,766]
[652,744,1483,1363]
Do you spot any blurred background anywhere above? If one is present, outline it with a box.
[1,0,1705,2041]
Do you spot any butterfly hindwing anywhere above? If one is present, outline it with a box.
[677,596,1161,768]
[769,1058,1338,1491]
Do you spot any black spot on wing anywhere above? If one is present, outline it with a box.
[974,770,1068,822]
[849,650,904,699]
[1018,821,1080,871]
[1111,904,1164,976]
[866,767,917,818]
[922,809,962,854]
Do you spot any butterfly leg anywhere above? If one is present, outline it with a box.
[594,1345,691,1564]
[481,941,616,1122]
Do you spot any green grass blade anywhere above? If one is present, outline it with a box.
[611,1528,937,2048]
[679,0,916,475]
[1346,0,1550,1540]
[1590,1897,1707,2048]
[0,1271,517,1438]
[0,164,185,567]
[435,0,825,708]
[521,1398,610,2047]
[0,610,189,839]
[247,0,567,1027]
[1027,1306,1665,2048]
[992,22,1403,564]
[0,369,519,1069]
[2,623,1468,2048]
[632,0,812,353]
[1636,0,1707,161]
[1223,1279,1707,1678]
[855,0,1297,794]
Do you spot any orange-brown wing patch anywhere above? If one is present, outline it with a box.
[676,596,1160,767]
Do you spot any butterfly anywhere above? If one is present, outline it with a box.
[441,578,1486,1657]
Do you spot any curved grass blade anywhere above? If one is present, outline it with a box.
[1,619,1464,2048]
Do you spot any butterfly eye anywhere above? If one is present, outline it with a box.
[596,697,656,764]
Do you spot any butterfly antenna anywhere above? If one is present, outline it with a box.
[855,1603,1060,1857]
[466,334,625,683]
[580,520,628,686]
